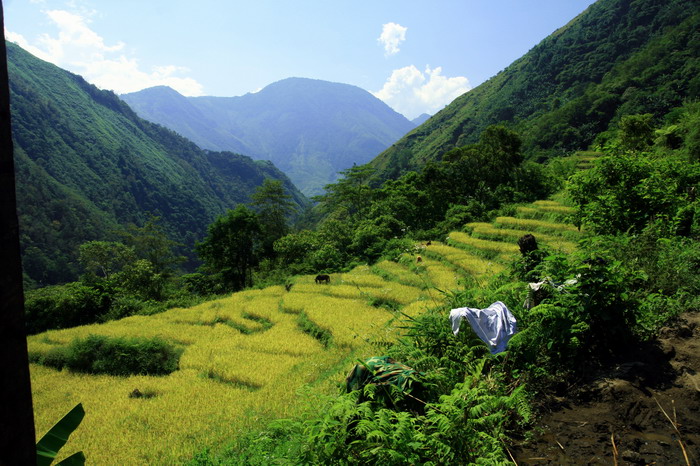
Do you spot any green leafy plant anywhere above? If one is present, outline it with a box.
[36,403,85,466]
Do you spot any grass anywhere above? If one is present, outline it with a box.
[464,223,578,253]
[493,216,580,239]
[447,231,520,260]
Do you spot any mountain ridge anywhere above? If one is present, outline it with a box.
[122,77,416,196]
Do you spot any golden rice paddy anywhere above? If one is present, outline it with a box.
[447,231,520,258]
[464,223,578,253]
[371,260,428,289]
[28,197,580,464]
[493,216,580,237]
[424,242,505,277]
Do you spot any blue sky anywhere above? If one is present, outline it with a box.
[4,0,594,119]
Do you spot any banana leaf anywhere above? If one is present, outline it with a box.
[56,451,86,465]
[36,403,85,466]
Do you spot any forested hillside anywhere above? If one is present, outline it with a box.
[370,0,700,181]
[122,78,415,195]
[7,42,309,286]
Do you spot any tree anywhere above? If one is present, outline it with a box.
[118,259,165,301]
[479,124,523,169]
[315,164,375,220]
[619,113,654,152]
[195,205,262,291]
[250,179,295,259]
[78,241,136,279]
[119,215,185,276]
[273,230,321,272]
[569,151,700,235]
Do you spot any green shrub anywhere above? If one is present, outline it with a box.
[99,295,145,321]
[24,282,111,334]
[568,150,700,236]
[248,359,529,465]
[507,247,647,383]
[181,272,225,295]
[37,335,182,376]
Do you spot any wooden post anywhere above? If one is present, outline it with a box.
[0,2,38,463]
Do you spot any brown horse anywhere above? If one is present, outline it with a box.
[315,274,331,284]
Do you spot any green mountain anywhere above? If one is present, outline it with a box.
[371,0,700,181]
[7,41,309,286]
[121,78,416,196]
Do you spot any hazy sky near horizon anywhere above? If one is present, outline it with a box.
[4,0,594,119]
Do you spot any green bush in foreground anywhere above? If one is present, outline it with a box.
[35,335,182,376]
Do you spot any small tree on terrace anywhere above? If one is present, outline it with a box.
[251,179,296,258]
[315,164,375,220]
[195,205,262,291]
[78,241,136,279]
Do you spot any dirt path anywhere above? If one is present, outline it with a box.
[513,312,700,465]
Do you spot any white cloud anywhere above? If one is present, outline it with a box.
[378,22,407,56]
[6,9,203,96]
[4,30,52,62]
[373,65,471,120]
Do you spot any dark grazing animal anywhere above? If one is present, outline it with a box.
[315,274,331,284]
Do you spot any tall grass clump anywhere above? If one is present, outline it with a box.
[33,335,183,376]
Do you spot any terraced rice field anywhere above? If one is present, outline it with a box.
[28,198,581,464]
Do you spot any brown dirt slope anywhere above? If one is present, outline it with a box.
[513,312,700,465]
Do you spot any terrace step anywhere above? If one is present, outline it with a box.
[464,223,578,253]
[446,231,520,262]
[422,241,505,278]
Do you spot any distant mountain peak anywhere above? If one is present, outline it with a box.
[122,77,414,196]
[123,85,181,97]
[411,113,431,126]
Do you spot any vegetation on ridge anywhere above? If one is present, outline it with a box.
[370,0,700,182]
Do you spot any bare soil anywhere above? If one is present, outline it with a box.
[512,312,700,465]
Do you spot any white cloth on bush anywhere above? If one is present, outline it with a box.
[449,301,517,354]
[524,277,578,309]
